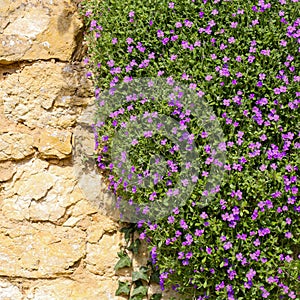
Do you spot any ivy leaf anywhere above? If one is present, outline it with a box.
[132,270,149,282]
[129,296,144,300]
[150,293,162,300]
[127,238,141,254]
[150,270,160,284]
[131,285,148,297]
[115,281,130,296]
[114,251,132,270]
[120,226,135,243]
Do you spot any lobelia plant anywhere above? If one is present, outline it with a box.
[79,0,300,299]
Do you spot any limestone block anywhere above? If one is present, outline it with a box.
[85,232,124,276]
[25,275,125,300]
[35,128,72,159]
[0,161,16,182]
[86,214,118,243]
[0,132,34,161]
[0,280,23,300]
[0,222,85,278]
[0,158,83,222]
[14,172,55,200]
[1,61,93,129]
[0,0,83,64]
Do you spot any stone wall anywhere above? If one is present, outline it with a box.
[0,1,179,299]
[0,1,127,299]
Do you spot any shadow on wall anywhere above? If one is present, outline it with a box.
[57,8,73,33]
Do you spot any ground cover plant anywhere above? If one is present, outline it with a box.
[80,0,300,299]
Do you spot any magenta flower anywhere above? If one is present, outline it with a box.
[168,2,174,8]
[170,54,177,61]
[228,37,235,44]
[205,75,213,81]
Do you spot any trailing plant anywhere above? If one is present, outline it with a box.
[79,0,300,299]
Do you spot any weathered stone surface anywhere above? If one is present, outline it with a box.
[73,103,120,221]
[0,62,25,81]
[0,158,84,222]
[25,275,125,300]
[0,0,83,64]
[0,222,85,278]
[0,280,23,300]
[17,172,54,199]
[71,199,99,217]
[85,232,124,276]
[0,132,34,161]
[1,61,93,129]
[35,128,72,159]
[0,161,16,182]
[86,213,118,243]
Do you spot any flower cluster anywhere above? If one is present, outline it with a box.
[80,0,300,299]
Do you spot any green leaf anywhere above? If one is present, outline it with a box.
[120,226,135,243]
[114,252,132,271]
[132,270,149,282]
[129,296,144,300]
[127,238,141,254]
[115,281,130,296]
[150,270,160,284]
[131,285,148,297]
[150,293,162,300]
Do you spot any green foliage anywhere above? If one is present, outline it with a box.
[80,0,300,299]
[150,294,162,300]
[114,251,132,271]
[116,281,131,296]
[132,267,149,282]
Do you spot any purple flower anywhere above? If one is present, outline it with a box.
[253,238,261,246]
[180,219,188,230]
[246,269,256,280]
[128,11,135,17]
[157,30,164,38]
[285,232,292,238]
[178,251,185,259]
[168,216,175,224]
[200,212,208,219]
[231,22,238,28]
[199,11,204,18]
[170,54,177,61]
[149,192,157,201]
[244,281,253,289]
[236,253,243,261]
[168,2,175,8]
[195,229,204,236]
[228,37,235,44]
[224,241,232,250]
